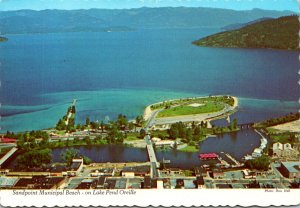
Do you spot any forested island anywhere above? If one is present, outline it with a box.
[0,37,8,42]
[193,15,299,51]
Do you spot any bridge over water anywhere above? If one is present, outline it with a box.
[144,134,160,178]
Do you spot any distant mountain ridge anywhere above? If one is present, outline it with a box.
[193,15,299,51]
[0,7,295,34]
[221,17,274,31]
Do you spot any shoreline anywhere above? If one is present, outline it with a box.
[143,95,238,123]
[268,119,300,133]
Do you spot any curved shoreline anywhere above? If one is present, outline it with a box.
[143,95,238,122]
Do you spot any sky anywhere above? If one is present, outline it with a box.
[0,0,298,11]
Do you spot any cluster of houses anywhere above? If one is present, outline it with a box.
[272,142,298,158]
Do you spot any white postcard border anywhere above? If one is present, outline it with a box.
[1,189,300,207]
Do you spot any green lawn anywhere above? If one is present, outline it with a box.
[179,145,199,153]
[150,96,234,110]
[125,132,140,141]
[157,102,224,118]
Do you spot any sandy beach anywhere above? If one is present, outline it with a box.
[270,119,300,133]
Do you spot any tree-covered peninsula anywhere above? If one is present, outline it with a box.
[0,37,8,42]
[193,15,299,51]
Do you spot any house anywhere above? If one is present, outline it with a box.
[272,142,298,158]
[273,142,283,157]
[282,143,297,158]
[279,161,300,179]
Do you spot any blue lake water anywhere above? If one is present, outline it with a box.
[47,129,260,169]
[0,28,299,132]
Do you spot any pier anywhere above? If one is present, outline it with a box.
[65,99,77,126]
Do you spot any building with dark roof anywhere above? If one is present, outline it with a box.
[104,179,116,189]
[196,176,205,189]
[96,176,106,189]
[13,176,66,189]
[142,176,151,189]
[63,158,84,176]
[216,184,232,189]
[76,179,97,189]
[121,165,150,177]
[279,161,300,179]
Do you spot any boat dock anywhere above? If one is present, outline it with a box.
[219,152,242,167]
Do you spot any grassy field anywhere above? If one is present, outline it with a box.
[157,102,224,118]
[150,95,234,110]
[125,132,141,141]
[179,145,199,152]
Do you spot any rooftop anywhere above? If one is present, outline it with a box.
[13,176,65,189]
[122,165,150,173]
[281,161,300,173]
[0,177,18,187]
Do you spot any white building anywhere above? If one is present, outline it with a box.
[272,142,298,158]
[273,142,283,157]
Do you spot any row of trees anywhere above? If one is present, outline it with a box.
[16,149,52,169]
[245,155,270,171]
[255,112,300,128]
[55,105,76,132]
[60,148,91,166]
[5,130,49,141]
[16,148,92,170]
[167,122,205,146]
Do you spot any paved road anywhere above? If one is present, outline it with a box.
[152,103,235,125]
[145,109,162,129]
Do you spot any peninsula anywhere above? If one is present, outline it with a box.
[0,37,8,42]
[193,15,299,51]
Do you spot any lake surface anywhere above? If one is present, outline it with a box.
[48,129,260,169]
[1,28,297,169]
[0,28,298,132]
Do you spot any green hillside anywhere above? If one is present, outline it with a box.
[193,15,299,50]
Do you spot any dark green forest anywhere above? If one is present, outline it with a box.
[193,15,299,50]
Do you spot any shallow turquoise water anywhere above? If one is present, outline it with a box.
[0,29,298,132]
[1,89,298,132]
